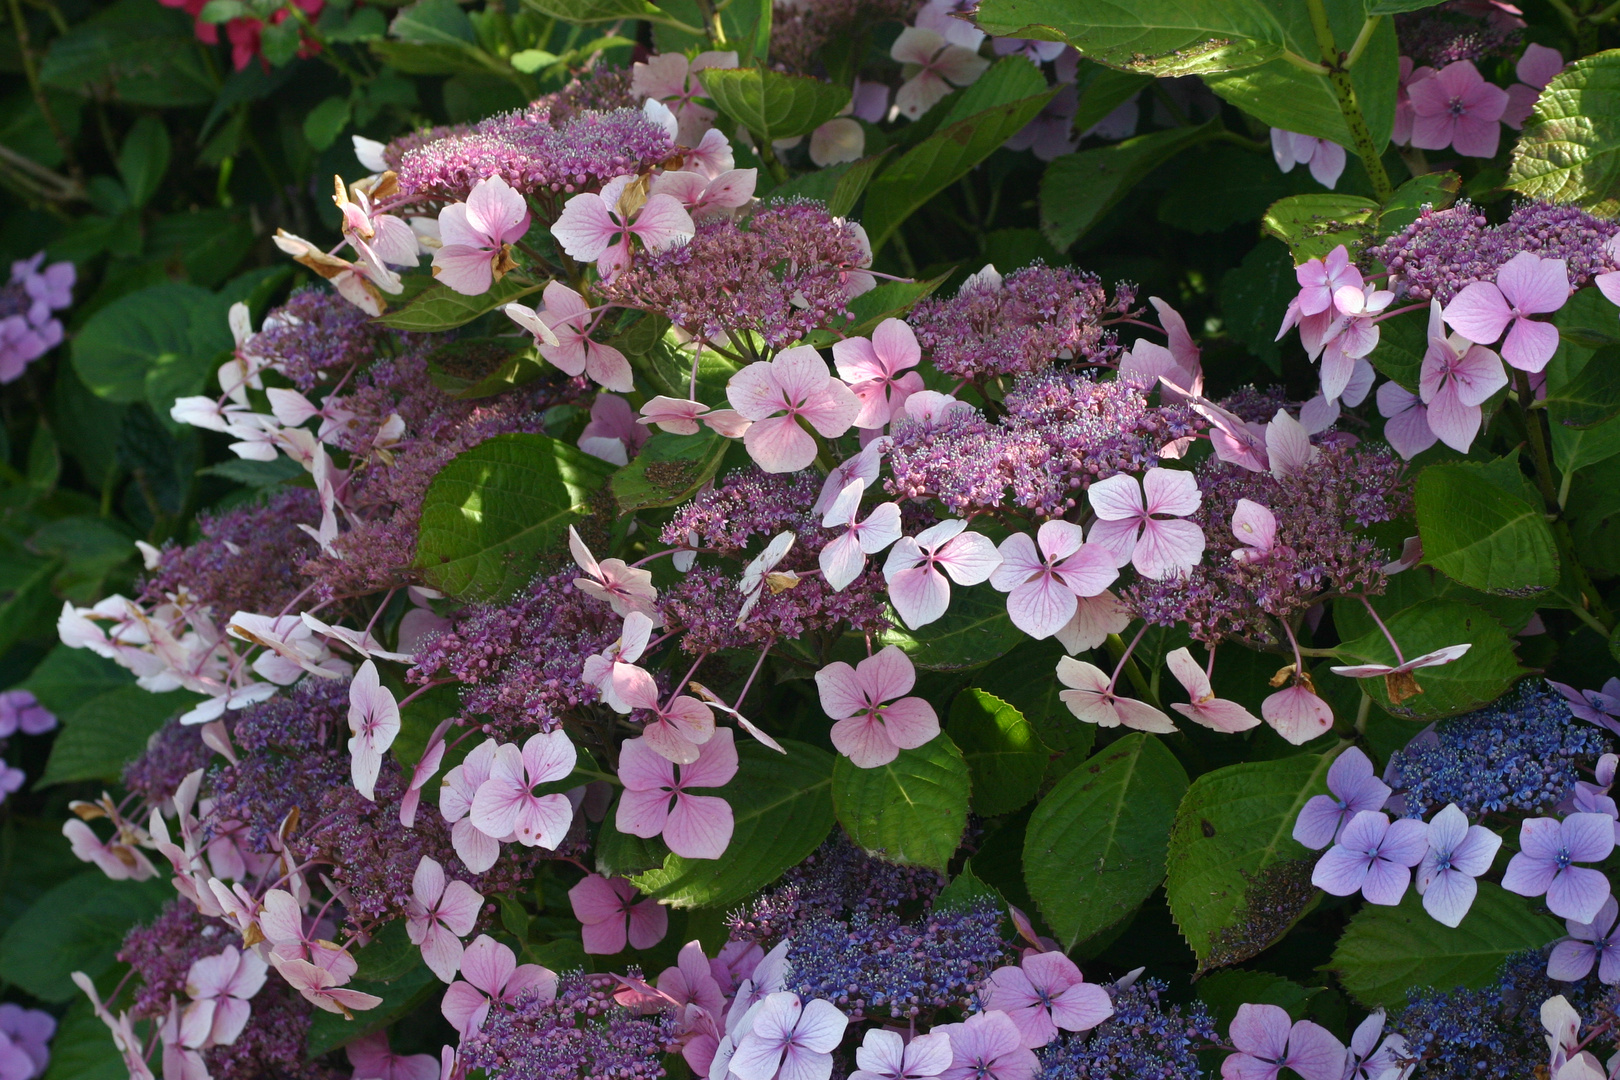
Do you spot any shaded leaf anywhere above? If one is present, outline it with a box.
[947,689,1049,816]
[833,733,970,871]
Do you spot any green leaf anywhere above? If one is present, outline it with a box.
[1365,305,1426,391]
[1071,64,1153,135]
[23,646,133,717]
[1330,883,1560,1008]
[1332,599,1525,720]
[368,40,504,76]
[425,337,545,398]
[72,283,233,404]
[596,814,671,877]
[41,998,123,1080]
[833,733,970,871]
[611,430,730,514]
[1261,193,1379,263]
[414,432,615,601]
[389,0,476,43]
[40,0,216,106]
[521,0,691,29]
[631,740,835,907]
[0,546,65,656]
[1367,0,1445,11]
[947,689,1049,816]
[0,872,170,1002]
[861,87,1057,252]
[935,859,1004,911]
[1415,461,1560,595]
[1508,50,1620,214]
[1041,123,1214,251]
[1219,239,1295,373]
[352,920,421,982]
[304,95,352,150]
[1379,170,1461,233]
[1545,345,1620,429]
[700,67,851,143]
[305,963,438,1056]
[1024,733,1188,950]
[768,152,888,218]
[116,116,170,209]
[373,276,541,332]
[972,637,1094,755]
[877,587,1026,672]
[940,55,1049,125]
[1165,750,1335,973]
[40,686,202,786]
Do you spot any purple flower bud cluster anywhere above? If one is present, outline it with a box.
[660,563,893,653]
[1395,1,1523,67]
[907,264,1130,381]
[123,719,215,806]
[395,105,675,202]
[119,899,238,1019]
[459,971,678,1080]
[1387,680,1610,818]
[139,488,322,618]
[0,253,73,383]
[247,287,393,392]
[1036,980,1217,1080]
[783,899,1006,1020]
[409,571,619,738]
[726,831,943,942]
[603,201,875,348]
[1369,200,1620,304]
[771,0,916,73]
[662,469,824,555]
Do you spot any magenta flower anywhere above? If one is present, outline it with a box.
[1504,43,1564,128]
[1270,129,1346,189]
[815,645,940,768]
[1502,813,1616,923]
[731,992,848,1080]
[469,730,577,850]
[631,50,737,145]
[891,27,989,120]
[618,673,716,765]
[1443,252,1568,372]
[180,946,267,1048]
[659,940,726,1017]
[405,855,482,983]
[833,318,926,429]
[983,952,1113,1049]
[1294,245,1363,318]
[881,519,1002,629]
[988,521,1117,639]
[346,659,400,802]
[552,173,695,280]
[1393,57,1436,145]
[1376,380,1438,460]
[1294,747,1392,849]
[568,873,668,955]
[345,1032,439,1080]
[1261,681,1334,746]
[1165,647,1260,733]
[1223,1004,1346,1080]
[508,282,632,392]
[727,346,861,474]
[850,1029,952,1080]
[440,934,555,1038]
[1086,468,1205,580]
[1056,657,1174,734]
[1548,896,1620,985]
[1408,60,1509,158]
[1415,803,1502,927]
[935,1010,1039,1080]
[1311,810,1428,905]
[617,728,738,859]
[431,175,531,296]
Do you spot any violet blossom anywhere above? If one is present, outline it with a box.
[1501,813,1616,923]
[1414,803,1502,927]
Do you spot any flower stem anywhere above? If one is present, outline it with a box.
[1305,0,1394,202]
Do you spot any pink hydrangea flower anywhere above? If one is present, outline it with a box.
[552,173,695,280]
[648,168,758,220]
[983,952,1113,1049]
[440,935,556,1038]
[180,946,267,1048]
[882,519,1002,629]
[819,479,903,592]
[568,873,669,955]
[631,50,738,145]
[346,1031,439,1080]
[469,730,577,850]
[507,282,632,392]
[431,175,532,296]
[405,855,482,983]
[570,528,659,621]
[1503,43,1564,128]
[1393,57,1436,145]
[1270,129,1346,189]
[988,520,1118,640]
[1222,1003,1346,1080]
[891,27,990,119]
[815,645,941,768]
[832,319,926,430]
[1055,657,1174,733]
[615,668,716,766]
[579,392,651,466]
[730,992,848,1080]
[277,959,383,1019]
[1376,381,1437,460]
[935,1010,1039,1080]
[1165,647,1260,733]
[850,1028,951,1080]
[440,739,504,873]
[617,729,739,859]
[1260,681,1335,745]
[1086,468,1206,580]
[347,659,400,802]
[1408,60,1509,157]
[1443,251,1569,372]
[1293,245,1363,319]
[727,346,862,474]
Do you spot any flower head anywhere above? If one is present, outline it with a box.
[1222,1003,1346,1080]
[617,729,738,859]
[1165,647,1260,732]
[815,646,941,768]
[851,1029,951,1080]
[431,175,531,296]
[983,952,1113,1049]
[730,992,848,1080]
[406,855,483,982]
[440,934,556,1037]
[833,319,926,430]
[1408,60,1509,158]
[1415,803,1502,926]
[891,27,990,120]
[180,945,267,1048]
[1548,896,1620,985]
[553,173,696,280]
[347,660,401,802]
[1086,468,1205,580]
[1502,813,1616,923]
[1294,747,1392,849]
[936,1010,1039,1080]
[469,730,577,849]
[1056,657,1174,733]
[882,520,1001,629]
[988,521,1118,640]
[727,346,862,474]
[568,873,669,955]
[1443,251,1567,373]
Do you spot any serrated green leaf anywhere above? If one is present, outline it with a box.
[374,276,541,332]
[1261,192,1379,263]
[72,283,233,404]
[768,152,888,218]
[1165,751,1334,972]
[1024,733,1188,950]
[0,872,171,1002]
[877,587,1025,672]
[935,859,1004,911]
[948,689,1048,816]
[1332,599,1525,720]
[352,919,421,982]
[1415,461,1560,595]
[1379,170,1461,233]
[631,740,835,907]
[596,813,672,877]
[1330,883,1559,1008]
[611,430,730,514]
[1545,344,1620,429]
[700,67,850,143]
[414,432,615,601]
[40,686,203,786]
[1507,50,1620,213]
[1365,305,1425,391]
[1041,122,1214,251]
[833,733,970,871]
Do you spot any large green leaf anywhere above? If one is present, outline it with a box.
[877,587,1025,672]
[1261,193,1379,264]
[947,689,1049,816]
[39,0,216,106]
[40,686,203,786]
[0,872,170,1002]
[374,276,542,332]
[72,283,233,405]
[521,0,692,29]
[1330,883,1560,1009]
[1023,733,1188,950]
[1040,123,1214,252]
[1165,750,1335,972]
[972,637,1094,755]
[700,67,850,143]
[833,733,970,871]
[632,741,835,907]
[414,433,615,601]
[611,430,730,515]
[1507,50,1620,214]
[1545,344,1620,430]
[1333,599,1525,720]
[1414,462,1560,596]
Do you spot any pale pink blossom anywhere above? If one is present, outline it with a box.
[471,731,576,850]
[161,1003,209,1080]
[553,173,695,280]
[431,175,531,295]
[278,959,384,1018]
[1393,57,1436,145]
[1086,468,1205,579]
[632,51,738,145]
[659,941,727,1017]
[989,521,1117,639]
[815,646,940,768]
[1264,409,1318,481]
[1270,129,1346,188]
[649,168,758,220]
[347,659,400,802]
[1294,246,1363,318]
[568,873,669,954]
[819,479,903,592]
[687,128,736,179]
[507,283,631,391]
[936,1010,1038,1080]
[915,0,984,48]
[1329,645,1473,681]
[440,739,506,873]
[1054,591,1131,655]
[1503,43,1564,127]
[272,229,393,314]
[616,729,738,859]
[570,526,659,620]
[730,992,849,1080]
[1408,60,1508,157]
[1443,251,1568,372]
[583,611,656,713]
[1222,1003,1346,1080]
[1056,657,1175,734]
[406,855,482,983]
[260,889,357,979]
[882,519,1002,629]
[832,319,926,429]
[1261,682,1335,745]
[1376,381,1437,459]
[737,531,797,624]
[813,438,889,516]
[850,1028,951,1080]
[891,27,989,120]
[180,946,267,1048]
[1229,499,1277,566]
[727,347,862,473]
[346,1031,439,1080]
[440,935,557,1038]
[335,176,420,281]
[1165,647,1261,732]
[616,666,716,766]
[984,952,1112,1049]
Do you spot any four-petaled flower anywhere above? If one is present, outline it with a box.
[730,992,849,1080]
[815,646,941,768]
[1549,896,1620,985]
[278,959,384,1019]
[440,935,556,1038]
[405,855,482,983]
[631,50,737,145]
[983,951,1113,1049]
[617,729,739,859]
[568,873,668,955]
[1443,252,1570,372]
[935,1010,1039,1080]
[1086,468,1206,580]
[431,175,531,296]
[347,659,401,802]
[890,27,990,120]
[819,479,903,593]
[727,347,862,474]
[469,730,577,850]
[832,319,926,430]
[1311,810,1429,905]
[1295,246,1363,318]
[1502,813,1616,923]
[849,1028,952,1080]
[1407,59,1509,158]
[1221,1002,1346,1080]
[1056,657,1174,733]
[1413,299,1509,452]
[553,174,695,281]
[1415,803,1502,927]
[882,520,1002,629]
[1270,129,1346,189]
[345,1031,439,1080]
[1165,647,1260,733]
[1375,382,1437,460]
[507,282,632,392]
[1342,1010,1411,1080]
[181,946,267,1049]
[988,520,1118,640]
[1297,749,1391,858]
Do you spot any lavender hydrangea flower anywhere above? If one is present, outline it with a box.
[1222,1003,1346,1080]
[1294,747,1392,849]
[1414,803,1502,927]
[1343,1009,1412,1080]
[729,992,847,1080]
[0,253,73,382]
[1501,813,1616,923]
[1547,896,1620,985]
[0,691,54,735]
[1311,810,1428,905]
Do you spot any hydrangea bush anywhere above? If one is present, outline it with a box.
[9,0,1620,1078]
